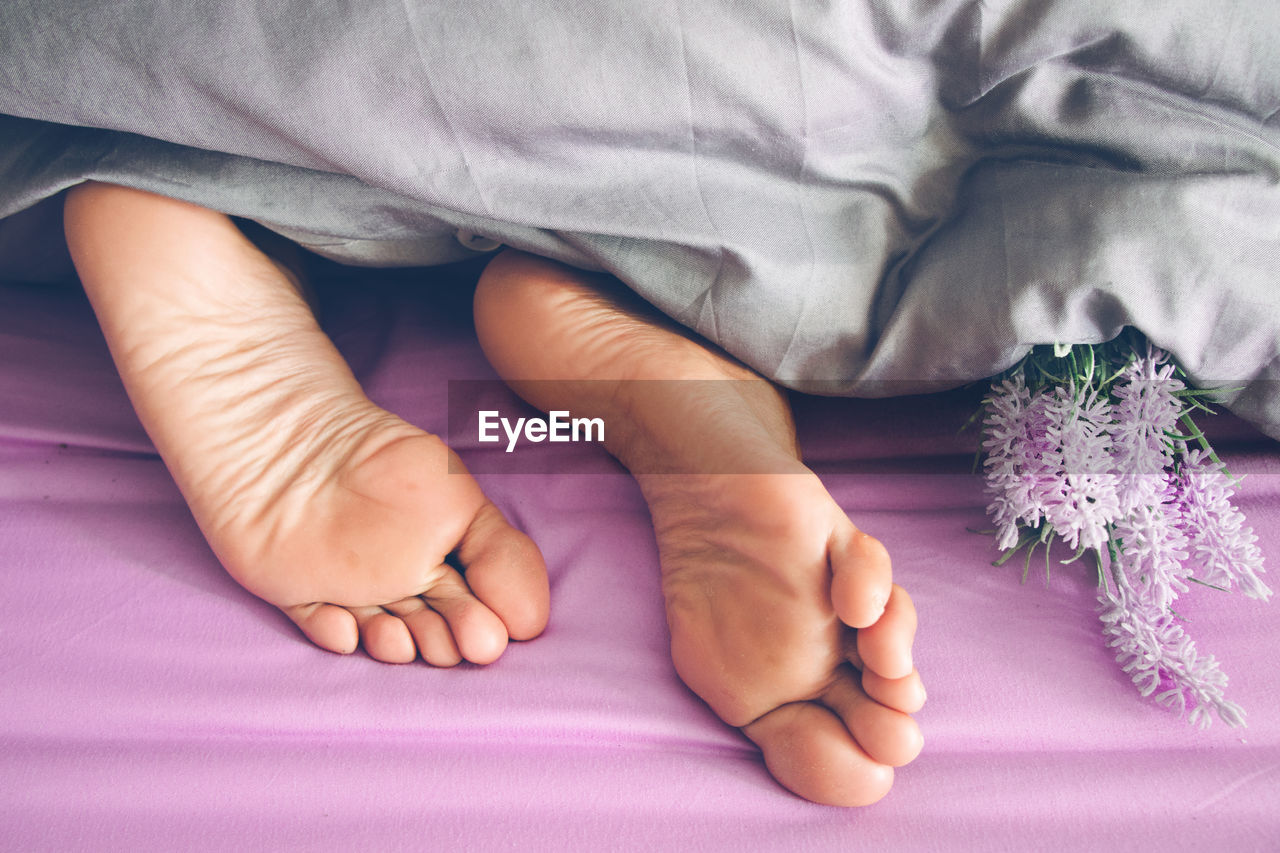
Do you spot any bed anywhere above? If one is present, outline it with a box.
[2,262,1277,850]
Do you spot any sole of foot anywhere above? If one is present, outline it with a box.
[475,250,924,806]
[64,183,550,665]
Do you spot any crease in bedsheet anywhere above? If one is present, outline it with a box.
[395,0,493,220]
[1193,761,1280,813]
[0,431,155,458]
[1194,6,1236,105]
[1,719,756,761]
[156,3,360,181]
[672,0,727,338]
[975,28,1117,107]
[1061,69,1280,175]
[904,742,1275,762]
[0,575,171,682]
[0,738,786,834]
[764,2,816,381]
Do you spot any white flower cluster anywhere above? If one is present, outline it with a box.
[981,343,1270,727]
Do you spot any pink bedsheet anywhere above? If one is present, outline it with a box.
[2,269,1277,850]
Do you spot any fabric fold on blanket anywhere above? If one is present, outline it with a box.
[2,0,1278,434]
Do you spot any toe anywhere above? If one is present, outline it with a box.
[741,702,895,807]
[455,501,551,641]
[861,668,927,715]
[822,668,923,768]
[351,606,417,664]
[282,602,358,655]
[855,583,917,681]
[384,597,463,667]
[828,523,892,630]
[422,565,510,665]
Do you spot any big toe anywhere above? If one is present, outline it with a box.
[822,667,924,767]
[741,703,895,807]
[455,501,551,641]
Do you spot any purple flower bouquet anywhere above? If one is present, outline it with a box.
[979,332,1271,727]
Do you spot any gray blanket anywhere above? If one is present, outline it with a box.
[3,1,1279,436]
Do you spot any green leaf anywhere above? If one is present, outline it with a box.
[1188,576,1232,593]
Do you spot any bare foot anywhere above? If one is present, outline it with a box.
[475,251,925,806]
[63,184,549,664]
